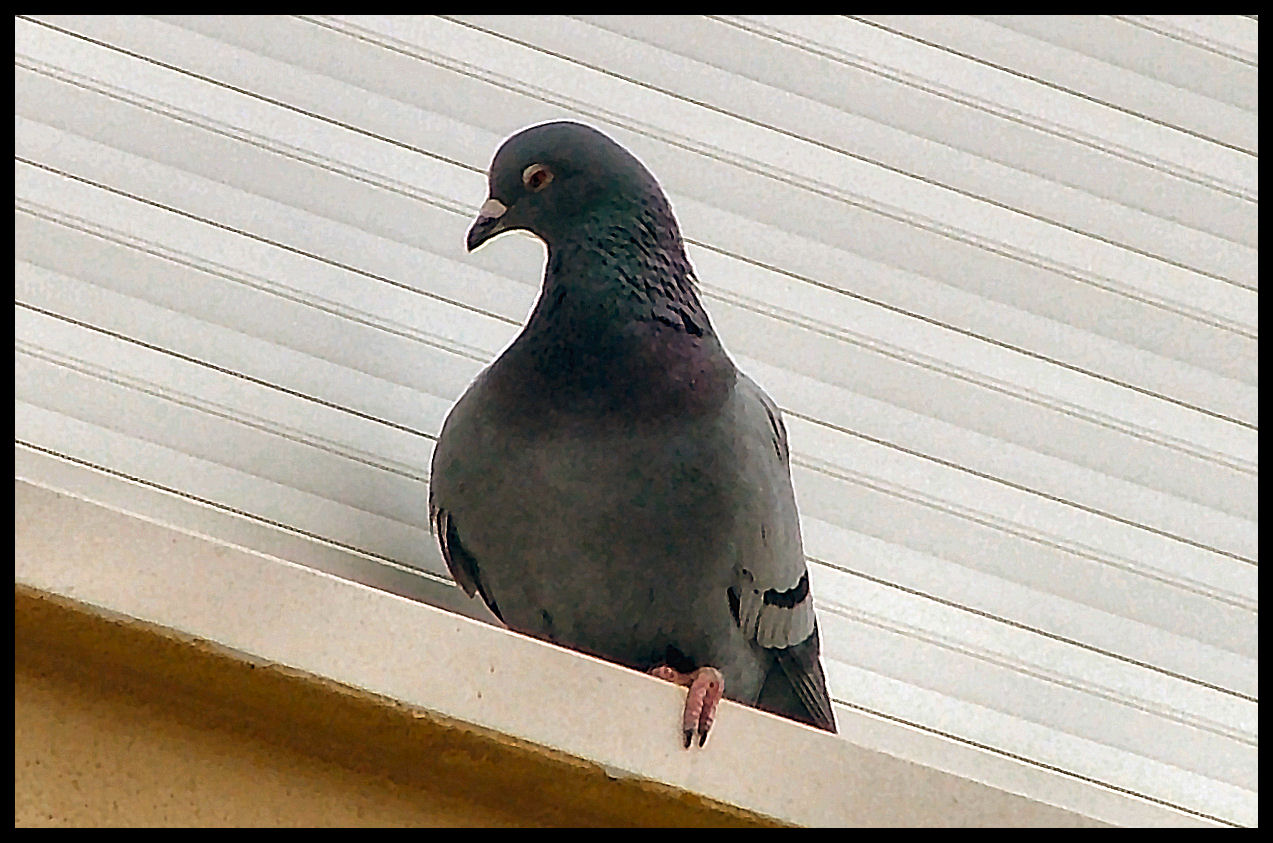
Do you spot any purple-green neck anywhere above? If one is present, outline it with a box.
[492,202,733,420]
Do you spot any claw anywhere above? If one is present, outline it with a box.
[650,665,680,683]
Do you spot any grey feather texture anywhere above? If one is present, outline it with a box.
[430,121,836,736]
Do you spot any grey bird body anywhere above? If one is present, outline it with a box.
[430,122,836,738]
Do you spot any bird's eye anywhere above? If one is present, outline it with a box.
[522,163,553,193]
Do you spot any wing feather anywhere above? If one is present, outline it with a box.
[773,625,837,732]
[731,378,816,650]
[730,377,834,731]
[430,502,504,623]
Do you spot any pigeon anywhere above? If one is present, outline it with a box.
[430,121,836,747]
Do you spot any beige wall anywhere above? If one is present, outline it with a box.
[14,587,771,827]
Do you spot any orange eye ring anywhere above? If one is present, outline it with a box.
[522,163,553,192]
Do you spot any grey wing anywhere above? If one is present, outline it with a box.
[764,624,837,732]
[729,377,814,651]
[429,501,504,623]
[729,376,836,732]
[428,376,509,624]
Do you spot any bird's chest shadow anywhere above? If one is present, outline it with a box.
[507,538,742,676]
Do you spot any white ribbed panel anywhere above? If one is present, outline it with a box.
[13,15,1256,825]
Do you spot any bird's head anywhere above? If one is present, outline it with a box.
[466,121,668,252]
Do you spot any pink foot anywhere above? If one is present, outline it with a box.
[649,665,725,748]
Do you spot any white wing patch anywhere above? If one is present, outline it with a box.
[733,567,815,650]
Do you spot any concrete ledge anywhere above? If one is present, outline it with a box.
[15,480,1117,826]
[15,584,768,827]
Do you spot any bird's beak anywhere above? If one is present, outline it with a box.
[466,197,509,252]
